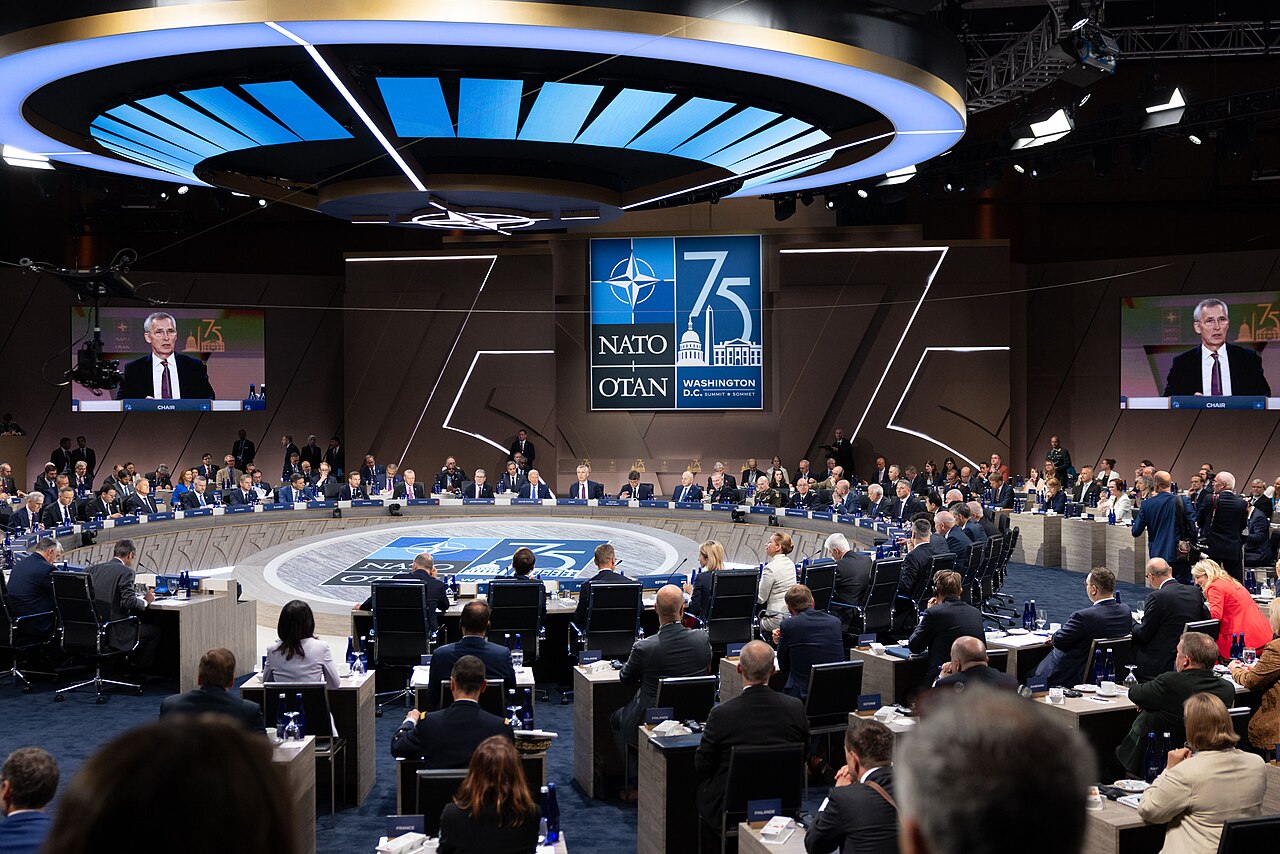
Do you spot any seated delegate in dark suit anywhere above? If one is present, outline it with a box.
[227,476,259,505]
[356,554,449,625]
[573,546,630,628]
[180,479,216,509]
[437,736,540,854]
[84,539,160,669]
[610,586,712,770]
[117,348,216,400]
[1161,299,1270,396]
[933,636,1018,693]
[1244,505,1273,567]
[670,474,702,504]
[391,655,512,766]
[159,648,264,731]
[1034,567,1134,687]
[695,641,809,828]
[1115,631,1236,777]
[615,473,653,500]
[425,601,516,709]
[567,468,604,500]
[433,462,466,494]
[826,533,872,612]
[888,484,922,524]
[462,473,495,500]
[338,474,368,501]
[7,538,61,640]
[989,473,1014,509]
[788,482,818,509]
[393,476,426,499]
[804,718,899,854]
[41,491,79,529]
[1131,559,1208,680]
[775,585,844,700]
[0,746,58,854]
[276,475,313,504]
[906,571,984,686]
[7,499,44,533]
[496,464,525,495]
[489,547,547,628]
[123,483,160,516]
[706,477,740,504]
[517,474,552,500]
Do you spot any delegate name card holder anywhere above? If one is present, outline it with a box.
[145,511,175,523]
[121,398,211,412]
[810,509,833,521]
[783,507,810,518]
[351,499,383,507]
[725,642,746,658]
[261,502,290,512]
[224,504,254,514]
[113,516,139,527]
[673,501,704,510]
[53,524,76,537]
[598,497,630,507]
[511,497,542,505]
[749,505,775,515]
[1170,395,1266,410]
[856,694,882,717]
[747,799,782,824]
[557,498,588,506]
[855,633,878,650]
[406,498,439,506]
[837,513,859,525]
[1025,676,1050,698]
[639,499,669,508]
[578,650,603,666]
[645,707,675,726]
[419,655,432,666]
[386,815,425,839]
[305,500,336,509]
[710,502,737,512]
[859,518,876,529]
[81,520,104,531]
[462,497,495,505]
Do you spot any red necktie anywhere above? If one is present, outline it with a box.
[160,359,172,398]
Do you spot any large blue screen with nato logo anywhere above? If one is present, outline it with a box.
[589,235,763,410]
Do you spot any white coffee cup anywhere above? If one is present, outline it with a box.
[1098,680,1118,696]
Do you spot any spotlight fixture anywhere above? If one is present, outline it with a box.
[1077,93,1092,107]
[773,195,796,222]
[257,199,268,207]
[1012,163,1026,174]
[1010,107,1074,150]
[876,164,917,186]
[1187,134,1202,146]
[1143,86,1186,129]
[2,145,53,170]
[799,191,814,206]
[856,188,869,199]
[176,185,189,195]
[1054,1,1119,85]
[158,191,169,201]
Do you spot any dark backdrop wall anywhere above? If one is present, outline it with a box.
[1019,247,1280,486]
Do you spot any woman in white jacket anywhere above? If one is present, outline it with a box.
[757,530,797,635]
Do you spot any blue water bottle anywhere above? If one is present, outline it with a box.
[293,692,307,734]
[1160,732,1172,772]
[544,782,560,843]
[521,687,535,730]
[1090,649,1104,685]
[275,692,288,740]
[1143,732,1160,783]
[345,636,355,668]
[1103,648,1115,682]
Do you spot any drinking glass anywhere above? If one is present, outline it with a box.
[1123,665,1138,692]
[511,649,524,669]
[283,712,300,741]
[1244,648,1257,666]
[1035,609,1048,632]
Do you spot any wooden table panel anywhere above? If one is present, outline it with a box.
[571,666,632,799]
[271,735,316,854]
[637,728,701,854]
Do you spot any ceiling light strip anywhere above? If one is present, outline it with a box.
[264,21,427,193]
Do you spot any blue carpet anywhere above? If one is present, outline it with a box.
[0,562,1146,853]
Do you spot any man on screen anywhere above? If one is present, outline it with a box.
[1162,298,1271,397]
[116,312,216,400]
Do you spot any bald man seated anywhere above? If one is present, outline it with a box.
[610,584,711,799]
[933,636,1018,692]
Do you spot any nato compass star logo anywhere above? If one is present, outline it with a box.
[607,252,660,312]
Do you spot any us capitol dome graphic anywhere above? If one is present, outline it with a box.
[677,308,762,368]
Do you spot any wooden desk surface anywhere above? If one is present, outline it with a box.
[737,821,806,854]
[270,735,316,854]
[242,671,375,691]
[409,665,536,688]
[572,665,631,799]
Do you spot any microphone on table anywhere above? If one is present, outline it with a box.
[659,557,689,588]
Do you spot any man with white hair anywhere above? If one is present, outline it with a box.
[864,483,892,518]
[826,532,873,621]
[705,461,736,492]
[7,493,44,534]
[570,464,603,501]
[518,469,553,500]
[117,310,215,400]
[1203,470,1249,580]
[672,470,702,504]
[1163,297,1271,396]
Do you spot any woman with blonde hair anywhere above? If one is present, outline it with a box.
[1043,477,1067,514]
[1190,559,1272,660]
[439,735,539,854]
[683,540,726,619]
[1138,692,1266,854]
[1228,597,1280,751]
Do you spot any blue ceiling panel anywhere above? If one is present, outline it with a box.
[183,87,301,146]
[104,104,223,159]
[575,88,675,148]
[669,106,779,162]
[626,97,734,154]
[136,94,257,151]
[377,77,455,138]
[240,80,353,141]
[518,81,603,143]
[457,78,522,140]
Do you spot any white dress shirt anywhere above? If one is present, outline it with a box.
[150,354,182,399]
[1201,344,1232,396]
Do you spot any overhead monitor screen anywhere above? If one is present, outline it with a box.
[71,307,266,412]
[1121,292,1278,410]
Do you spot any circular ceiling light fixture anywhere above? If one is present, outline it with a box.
[407,209,544,231]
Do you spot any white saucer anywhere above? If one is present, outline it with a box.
[1073,684,1097,693]
[1006,628,1029,635]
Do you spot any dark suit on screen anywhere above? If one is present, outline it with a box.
[777,607,844,699]
[906,597,985,684]
[611,622,712,748]
[117,352,215,399]
[159,684,264,731]
[1131,578,1208,680]
[695,684,809,827]
[390,698,512,765]
[1034,598,1133,686]
[1162,342,1271,397]
[425,635,515,710]
[804,766,898,854]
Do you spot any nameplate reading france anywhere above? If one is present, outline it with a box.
[645,707,674,725]
[579,650,603,666]
[387,815,425,838]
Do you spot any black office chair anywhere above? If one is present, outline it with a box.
[958,541,983,605]
[805,660,863,733]
[1081,636,1133,684]
[703,743,805,854]
[976,534,1004,610]
[50,570,141,703]
[1217,815,1280,853]
[488,579,546,663]
[1184,619,1221,641]
[839,558,901,641]
[570,581,644,659]
[415,768,468,836]
[370,580,442,716]
[918,554,956,611]
[0,569,54,692]
[263,682,347,820]
[439,678,506,718]
[986,649,1010,674]
[798,560,836,612]
[1228,706,1253,745]
[655,675,718,723]
[695,569,759,656]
